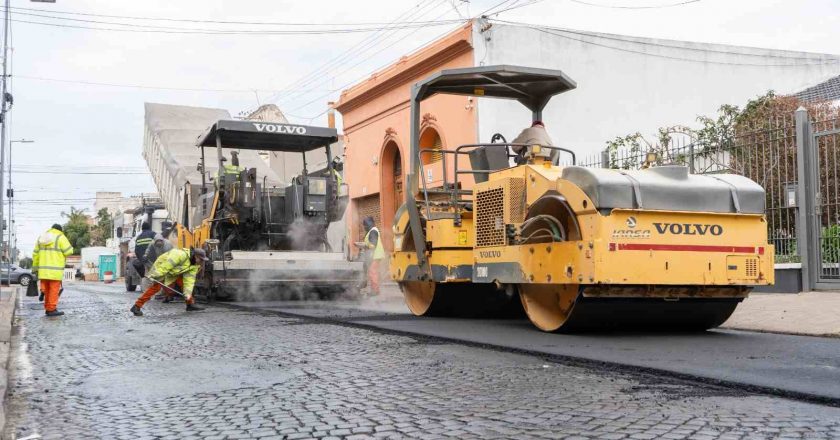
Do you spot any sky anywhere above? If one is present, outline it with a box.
[5,0,840,256]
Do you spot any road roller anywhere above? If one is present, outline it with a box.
[390,65,774,332]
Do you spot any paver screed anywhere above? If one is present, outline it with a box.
[4,284,840,439]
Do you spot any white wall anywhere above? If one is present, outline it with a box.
[473,22,840,158]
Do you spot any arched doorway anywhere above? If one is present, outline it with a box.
[379,140,404,252]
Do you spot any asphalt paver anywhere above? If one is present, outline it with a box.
[4,284,840,439]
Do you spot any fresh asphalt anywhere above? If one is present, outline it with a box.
[225,299,840,405]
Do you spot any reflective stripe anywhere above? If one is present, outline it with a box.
[136,238,153,244]
[60,246,72,254]
[36,265,65,271]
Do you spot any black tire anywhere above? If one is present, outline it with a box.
[18,274,32,287]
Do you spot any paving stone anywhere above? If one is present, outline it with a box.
[3,286,839,440]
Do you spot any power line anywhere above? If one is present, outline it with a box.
[512,23,840,67]
[285,6,461,116]
[13,75,293,94]
[281,0,541,119]
[567,0,701,9]
[492,19,840,62]
[262,0,450,110]
[5,5,468,27]
[10,17,461,35]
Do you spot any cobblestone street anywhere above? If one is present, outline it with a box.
[4,285,840,440]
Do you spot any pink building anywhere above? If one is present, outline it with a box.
[335,23,476,256]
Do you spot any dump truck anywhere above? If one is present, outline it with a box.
[121,197,169,292]
[175,119,363,299]
[390,65,774,331]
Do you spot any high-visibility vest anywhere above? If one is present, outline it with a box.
[364,227,386,260]
[331,169,343,188]
[32,228,73,281]
[148,248,200,298]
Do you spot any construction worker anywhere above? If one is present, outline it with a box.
[216,153,243,186]
[32,223,73,317]
[511,121,557,164]
[130,247,207,316]
[132,221,156,277]
[360,216,385,296]
[143,233,175,302]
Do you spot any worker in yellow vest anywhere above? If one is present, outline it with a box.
[130,247,207,316]
[32,223,73,316]
[360,216,385,296]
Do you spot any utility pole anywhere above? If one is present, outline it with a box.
[0,0,10,270]
[8,140,33,271]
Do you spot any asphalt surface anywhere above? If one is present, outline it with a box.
[6,284,840,439]
[228,299,840,404]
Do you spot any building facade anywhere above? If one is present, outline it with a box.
[335,19,840,259]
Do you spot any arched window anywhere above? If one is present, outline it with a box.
[420,128,443,165]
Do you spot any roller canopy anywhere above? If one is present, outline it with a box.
[196,119,338,152]
[411,65,577,112]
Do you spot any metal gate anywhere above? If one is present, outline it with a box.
[795,107,840,289]
[809,114,840,286]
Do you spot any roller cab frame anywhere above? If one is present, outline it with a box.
[391,65,774,331]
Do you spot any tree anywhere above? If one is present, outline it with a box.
[89,208,113,246]
[62,207,91,255]
[18,257,32,269]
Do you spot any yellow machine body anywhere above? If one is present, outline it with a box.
[391,163,774,331]
[394,65,773,331]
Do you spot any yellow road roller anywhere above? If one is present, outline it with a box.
[390,65,774,332]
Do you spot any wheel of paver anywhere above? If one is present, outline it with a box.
[519,284,580,332]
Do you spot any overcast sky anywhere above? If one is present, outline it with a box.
[6,0,839,255]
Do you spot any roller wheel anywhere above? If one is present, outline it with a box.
[400,281,521,318]
[519,284,580,332]
[401,281,442,316]
[520,283,742,332]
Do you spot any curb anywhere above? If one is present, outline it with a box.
[0,286,19,438]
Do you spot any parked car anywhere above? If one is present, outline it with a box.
[0,263,34,286]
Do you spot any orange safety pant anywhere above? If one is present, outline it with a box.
[367,259,381,295]
[163,277,183,299]
[135,276,193,308]
[40,279,62,313]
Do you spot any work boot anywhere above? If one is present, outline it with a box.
[45,310,64,317]
[185,304,204,312]
[130,305,143,316]
[163,296,173,304]
[38,292,44,302]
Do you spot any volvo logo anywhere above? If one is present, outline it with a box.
[479,250,502,258]
[626,216,637,228]
[252,123,307,135]
[653,223,723,236]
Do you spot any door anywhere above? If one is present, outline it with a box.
[394,149,404,209]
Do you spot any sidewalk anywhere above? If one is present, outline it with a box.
[0,286,19,435]
[722,291,840,337]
